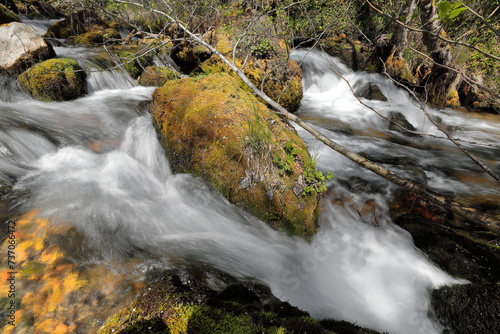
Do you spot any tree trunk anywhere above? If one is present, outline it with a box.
[385,0,418,83]
[418,0,458,107]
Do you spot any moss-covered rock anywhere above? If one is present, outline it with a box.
[138,65,181,86]
[116,50,153,79]
[67,28,121,46]
[198,54,303,113]
[44,9,108,39]
[150,73,322,237]
[98,269,336,334]
[18,57,86,101]
[0,3,19,24]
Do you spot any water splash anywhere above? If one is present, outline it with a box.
[13,115,466,334]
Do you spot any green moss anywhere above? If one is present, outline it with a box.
[138,65,181,86]
[71,28,121,46]
[99,271,336,334]
[18,58,86,101]
[117,51,153,79]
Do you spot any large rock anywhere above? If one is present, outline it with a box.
[18,58,86,101]
[98,269,334,334]
[150,73,323,237]
[44,9,109,39]
[0,22,55,76]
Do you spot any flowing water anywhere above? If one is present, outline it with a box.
[2,34,499,333]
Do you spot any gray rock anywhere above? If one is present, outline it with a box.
[0,22,55,76]
[355,82,387,101]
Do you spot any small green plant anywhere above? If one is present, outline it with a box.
[437,1,467,22]
[274,141,298,174]
[301,156,334,196]
[251,39,274,59]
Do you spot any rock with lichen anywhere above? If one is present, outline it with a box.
[66,28,121,46]
[44,9,108,39]
[0,211,142,333]
[18,57,86,101]
[116,50,153,79]
[138,65,181,86]
[150,73,325,237]
[0,22,55,76]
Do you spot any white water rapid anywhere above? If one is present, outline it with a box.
[4,44,497,334]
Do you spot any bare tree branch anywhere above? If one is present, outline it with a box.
[364,0,500,62]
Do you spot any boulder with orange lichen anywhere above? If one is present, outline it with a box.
[0,211,143,333]
[150,73,325,238]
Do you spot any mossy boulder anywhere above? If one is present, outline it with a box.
[138,65,181,86]
[150,73,322,237]
[0,22,56,76]
[116,50,153,79]
[67,28,121,46]
[44,9,109,39]
[98,269,335,334]
[18,57,86,101]
[0,3,19,24]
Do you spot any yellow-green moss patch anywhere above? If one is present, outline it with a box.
[18,58,86,101]
[138,65,181,86]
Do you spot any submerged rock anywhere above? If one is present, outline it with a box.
[395,214,500,334]
[0,22,55,76]
[150,73,322,237]
[354,82,387,101]
[388,111,416,135]
[0,211,142,333]
[18,58,86,101]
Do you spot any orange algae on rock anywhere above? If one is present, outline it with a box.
[0,211,143,333]
[150,73,321,237]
